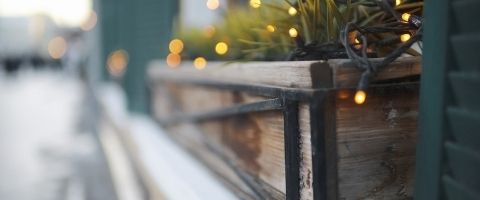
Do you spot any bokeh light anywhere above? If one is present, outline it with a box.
[402,13,411,21]
[169,39,184,54]
[107,49,129,76]
[193,57,207,70]
[206,0,220,10]
[400,34,411,42]
[249,0,261,8]
[288,7,297,16]
[81,10,97,31]
[266,25,275,33]
[395,0,402,6]
[354,90,367,105]
[48,36,67,59]
[166,53,181,68]
[215,42,228,55]
[288,28,298,38]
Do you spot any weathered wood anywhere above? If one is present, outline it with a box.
[148,57,421,199]
[335,86,418,199]
[148,57,421,89]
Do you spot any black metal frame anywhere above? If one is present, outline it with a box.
[154,78,330,200]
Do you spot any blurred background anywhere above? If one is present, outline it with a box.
[0,0,228,199]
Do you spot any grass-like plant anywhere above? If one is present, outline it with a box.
[174,0,423,61]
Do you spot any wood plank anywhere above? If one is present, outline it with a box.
[335,86,418,200]
[148,57,421,90]
[148,59,421,199]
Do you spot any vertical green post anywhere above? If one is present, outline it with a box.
[98,0,178,113]
[414,0,450,199]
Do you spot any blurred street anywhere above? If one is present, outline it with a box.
[0,71,116,200]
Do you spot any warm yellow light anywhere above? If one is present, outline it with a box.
[169,39,184,54]
[289,28,298,38]
[288,7,297,16]
[266,25,276,33]
[206,0,220,10]
[107,49,129,76]
[249,0,261,8]
[400,34,411,42]
[166,53,181,68]
[354,90,367,105]
[395,0,402,6]
[402,13,411,21]
[193,57,207,70]
[355,38,360,44]
[215,42,228,55]
[81,10,97,31]
[204,25,216,38]
[48,36,67,59]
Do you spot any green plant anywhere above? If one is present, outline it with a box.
[173,0,423,61]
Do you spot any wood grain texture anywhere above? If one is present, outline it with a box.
[335,86,418,200]
[148,58,421,199]
[156,84,301,199]
[148,57,421,89]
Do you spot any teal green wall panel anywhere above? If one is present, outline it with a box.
[415,0,480,199]
[99,0,178,113]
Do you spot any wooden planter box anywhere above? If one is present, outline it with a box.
[147,57,421,200]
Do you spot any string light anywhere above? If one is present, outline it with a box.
[288,28,298,38]
[400,33,411,42]
[266,25,276,33]
[249,0,261,8]
[193,57,207,70]
[206,0,220,10]
[395,0,402,6]
[166,53,181,68]
[288,7,297,16]
[215,42,228,55]
[354,38,362,49]
[401,13,411,22]
[354,90,367,105]
[169,39,184,54]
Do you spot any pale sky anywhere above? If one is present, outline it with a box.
[181,0,226,28]
[0,0,92,27]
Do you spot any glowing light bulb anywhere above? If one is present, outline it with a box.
[289,28,298,38]
[400,34,411,42]
[402,13,411,22]
[354,90,367,105]
[206,0,220,10]
[355,38,360,44]
[193,57,207,70]
[288,7,297,16]
[249,0,261,8]
[215,42,228,55]
[266,25,276,33]
[166,53,181,68]
[395,0,402,6]
[169,39,184,54]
